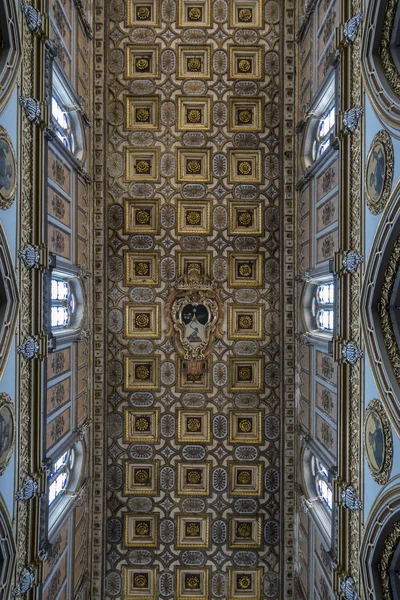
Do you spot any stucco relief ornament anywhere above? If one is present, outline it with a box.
[341,340,363,365]
[18,244,40,268]
[340,576,360,600]
[343,13,364,44]
[342,250,363,274]
[20,1,42,33]
[17,336,39,359]
[340,485,362,511]
[342,107,364,134]
[19,96,41,124]
[15,475,39,501]
[166,277,223,374]
[12,567,35,597]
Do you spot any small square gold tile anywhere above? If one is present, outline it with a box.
[177,0,211,26]
[125,251,160,286]
[228,304,263,339]
[124,199,160,234]
[177,149,211,183]
[177,46,211,79]
[125,149,160,182]
[177,409,212,443]
[125,97,160,130]
[126,0,159,26]
[124,513,159,547]
[228,46,262,79]
[125,45,160,78]
[176,514,210,548]
[124,461,160,495]
[228,568,262,600]
[228,357,263,392]
[124,356,160,391]
[229,0,263,28]
[229,410,263,444]
[125,408,160,443]
[177,200,211,234]
[177,97,211,130]
[229,150,263,184]
[176,568,210,600]
[228,253,263,287]
[177,462,211,496]
[228,516,262,548]
[229,463,262,496]
[125,303,160,338]
[123,567,158,600]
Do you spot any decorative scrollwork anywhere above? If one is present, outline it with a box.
[340,576,360,600]
[342,107,364,133]
[15,475,39,501]
[17,336,39,360]
[18,244,40,269]
[343,13,364,44]
[19,96,41,124]
[342,250,363,274]
[341,340,363,365]
[341,485,362,511]
[12,566,35,597]
[20,1,42,33]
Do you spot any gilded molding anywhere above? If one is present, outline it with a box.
[364,398,393,486]
[378,520,400,599]
[365,130,394,215]
[379,235,400,383]
[379,0,400,97]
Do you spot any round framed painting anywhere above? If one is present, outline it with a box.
[0,126,16,210]
[0,392,15,476]
[364,398,393,485]
[365,129,394,215]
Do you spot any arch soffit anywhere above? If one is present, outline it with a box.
[361,179,400,436]
[362,0,400,128]
[361,482,400,600]
[0,493,16,597]
[0,0,21,114]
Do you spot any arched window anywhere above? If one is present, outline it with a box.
[48,449,74,506]
[312,105,335,162]
[312,282,334,332]
[51,95,74,152]
[51,277,76,329]
[51,67,86,162]
[314,460,333,512]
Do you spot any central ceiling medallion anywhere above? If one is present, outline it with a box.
[166,277,223,374]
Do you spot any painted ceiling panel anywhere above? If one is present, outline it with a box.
[105,0,283,597]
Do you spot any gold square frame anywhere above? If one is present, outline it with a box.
[177,0,211,27]
[124,408,160,443]
[126,0,159,26]
[229,409,263,444]
[228,516,262,548]
[177,409,212,443]
[229,0,263,28]
[124,461,160,495]
[125,96,160,130]
[176,568,210,600]
[228,253,264,288]
[228,46,263,79]
[177,462,211,496]
[229,201,263,236]
[177,97,211,130]
[177,46,211,79]
[124,199,160,234]
[176,514,211,548]
[228,304,263,340]
[124,356,160,391]
[123,567,158,600]
[177,252,212,279]
[125,148,160,182]
[228,357,263,392]
[124,303,161,339]
[229,463,262,497]
[229,150,263,184]
[228,568,262,600]
[125,45,160,78]
[125,251,160,286]
[228,98,263,132]
[176,358,212,392]
[124,513,159,548]
[177,149,211,183]
[177,200,211,235]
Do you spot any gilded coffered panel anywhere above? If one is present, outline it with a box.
[105,0,283,597]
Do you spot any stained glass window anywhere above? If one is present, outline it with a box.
[313,105,335,161]
[316,461,333,511]
[51,95,73,151]
[314,282,335,332]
